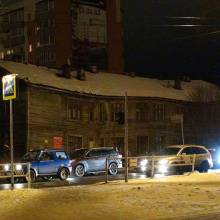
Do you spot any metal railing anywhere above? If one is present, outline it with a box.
[0,163,31,188]
[105,154,197,183]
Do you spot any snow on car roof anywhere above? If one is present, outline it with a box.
[0,61,216,101]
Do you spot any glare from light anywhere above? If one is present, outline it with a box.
[158,165,168,174]
[16,164,22,171]
[140,159,148,166]
[159,159,168,165]
[141,166,146,172]
[4,164,10,171]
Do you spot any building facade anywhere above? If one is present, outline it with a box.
[0,62,203,160]
[0,0,123,72]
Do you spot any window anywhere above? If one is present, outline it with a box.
[111,103,124,122]
[137,136,149,155]
[56,152,67,159]
[86,149,100,157]
[181,147,193,155]
[68,102,81,120]
[154,104,165,121]
[136,104,148,121]
[40,152,53,161]
[155,136,165,152]
[99,103,107,122]
[88,108,94,121]
[68,136,83,154]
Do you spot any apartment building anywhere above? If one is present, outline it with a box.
[0,0,123,73]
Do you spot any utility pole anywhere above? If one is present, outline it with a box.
[124,92,128,182]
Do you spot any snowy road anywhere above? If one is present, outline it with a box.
[0,173,148,190]
[1,172,220,220]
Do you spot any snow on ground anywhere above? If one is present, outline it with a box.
[0,61,216,101]
[1,172,220,220]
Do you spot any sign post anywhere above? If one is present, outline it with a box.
[124,92,128,182]
[2,74,17,190]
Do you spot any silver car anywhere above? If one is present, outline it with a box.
[71,148,122,177]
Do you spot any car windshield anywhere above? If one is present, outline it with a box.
[163,147,181,155]
[71,149,88,158]
[22,151,40,162]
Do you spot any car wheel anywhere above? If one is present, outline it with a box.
[108,163,118,175]
[26,169,36,182]
[75,164,85,177]
[59,168,69,181]
[199,161,209,173]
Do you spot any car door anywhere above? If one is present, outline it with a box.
[193,147,208,167]
[38,152,56,174]
[180,147,194,167]
[85,149,105,172]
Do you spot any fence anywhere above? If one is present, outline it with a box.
[105,154,197,183]
[0,163,31,188]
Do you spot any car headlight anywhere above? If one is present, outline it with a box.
[4,164,10,171]
[140,159,148,166]
[159,159,168,165]
[15,164,22,171]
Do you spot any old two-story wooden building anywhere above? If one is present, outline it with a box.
[0,61,217,159]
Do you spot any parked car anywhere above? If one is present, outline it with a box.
[71,147,122,177]
[138,145,213,176]
[21,149,72,181]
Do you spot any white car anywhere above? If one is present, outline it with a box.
[138,145,213,176]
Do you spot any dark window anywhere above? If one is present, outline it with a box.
[154,104,165,121]
[99,103,107,122]
[136,104,148,121]
[87,150,100,157]
[68,102,81,120]
[89,109,94,121]
[181,147,194,155]
[40,152,53,161]
[111,103,124,122]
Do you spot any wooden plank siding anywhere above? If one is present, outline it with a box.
[27,84,186,156]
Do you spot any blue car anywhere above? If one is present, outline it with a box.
[22,149,72,181]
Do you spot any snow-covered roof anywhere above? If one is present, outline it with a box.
[0,61,216,101]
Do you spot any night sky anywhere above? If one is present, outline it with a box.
[122,0,220,83]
